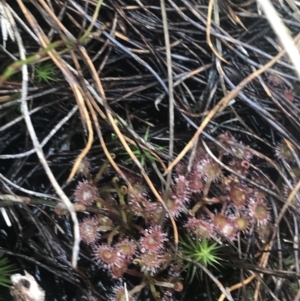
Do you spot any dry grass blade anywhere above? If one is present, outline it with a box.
[256,0,300,78]
[160,0,175,193]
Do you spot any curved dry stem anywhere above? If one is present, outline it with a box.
[206,0,229,64]
[218,273,256,301]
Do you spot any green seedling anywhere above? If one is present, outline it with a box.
[0,253,16,288]
[179,236,222,284]
[127,127,164,168]
[119,127,164,168]
[34,62,58,84]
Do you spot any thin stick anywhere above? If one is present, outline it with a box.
[160,0,174,193]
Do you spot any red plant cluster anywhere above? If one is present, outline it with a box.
[68,132,277,299]
[171,132,271,241]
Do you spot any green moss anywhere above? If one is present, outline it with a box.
[179,236,222,284]
[34,62,58,84]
